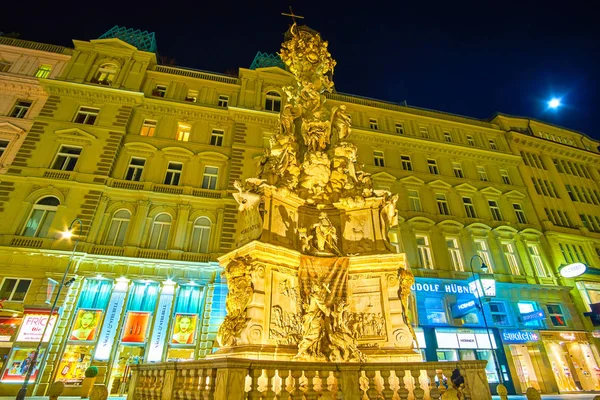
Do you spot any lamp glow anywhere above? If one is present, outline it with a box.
[61,230,74,239]
[548,98,561,109]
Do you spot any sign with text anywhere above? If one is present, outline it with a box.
[559,263,587,278]
[411,281,473,295]
[501,330,540,344]
[121,312,151,343]
[147,292,174,362]
[451,300,478,319]
[94,290,126,360]
[16,313,57,342]
[521,309,545,322]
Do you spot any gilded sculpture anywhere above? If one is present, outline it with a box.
[398,267,417,342]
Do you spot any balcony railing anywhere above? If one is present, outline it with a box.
[10,236,44,248]
[154,65,238,85]
[153,184,184,195]
[43,170,73,180]
[127,358,491,400]
[108,179,225,199]
[0,37,72,54]
[138,249,169,260]
[91,245,125,257]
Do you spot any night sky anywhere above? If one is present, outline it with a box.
[2,0,599,139]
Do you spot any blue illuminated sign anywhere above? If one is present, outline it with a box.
[501,330,540,344]
[521,310,545,322]
[451,300,478,318]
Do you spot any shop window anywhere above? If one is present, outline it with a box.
[401,155,412,171]
[408,190,422,212]
[395,123,404,134]
[453,162,464,178]
[125,157,145,181]
[126,281,160,312]
[527,244,547,277]
[210,129,224,146]
[369,118,378,130]
[265,91,281,112]
[446,238,464,271]
[190,217,211,253]
[477,166,488,181]
[436,193,450,215]
[176,123,191,142]
[474,239,494,272]
[164,162,183,186]
[92,63,118,85]
[140,119,156,137]
[167,285,204,361]
[9,100,32,118]
[217,95,229,107]
[513,203,527,224]
[547,304,567,327]
[463,197,477,218]
[0,139,10,158]
[518,302,544,328]
[489,301,510,326]
[427,159,439,175]
[73,106,99,125]
[424,297,447,324]
[201,166,218,190]
[105,209,131,246]
[373,151,385,167]
[77,279,113,309]
[51,145,82,171]
[22,196,59,238]
[0,278,32,302]
[416,234,434,269]
[149,213,171,250]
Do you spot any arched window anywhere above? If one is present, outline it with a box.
[93,63,118,85]
[149,213,171,250]
[265,91,281,112]
[22,197,59,238]
[105,209,131,246]
[190,217,211,253]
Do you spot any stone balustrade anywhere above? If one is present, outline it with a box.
[126,358,491,400]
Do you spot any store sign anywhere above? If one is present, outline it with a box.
[412,280,473,294]
[559,263,587,278]
[0,318,21,343]
[451,300,478,319]
[16,313,57,342]
[147,291,174,362]
[521,309,546,322]
[501,330,540,344]
[94,290,126,361]
[592,330,600,339]
[435,328,497,349]
[560,332,576,341]
[121,311,151,343]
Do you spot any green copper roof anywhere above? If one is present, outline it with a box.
[99,25,157,53]
[250,52,285,70]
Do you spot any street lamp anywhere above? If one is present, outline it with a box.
[16,218,83,400]
[468,254,504,387]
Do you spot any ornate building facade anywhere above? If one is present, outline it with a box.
[0,27,599,396]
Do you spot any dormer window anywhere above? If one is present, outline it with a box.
[185,90,198,102]
[265,91,281,112]
[0,60,12,73]
[153,85,167,98]
[35,65,52,78]
[92,63,118,86]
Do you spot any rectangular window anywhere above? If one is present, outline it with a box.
[374,151,385,167]
[416,234,434,269]
[395,123,404,134]
[369,118,378,130]
[125,157,145,181]
[553,158,563,173]
[488,200,502,221]
[185,90,198,102]
[500,169,511,185]
[154,84,167,97]
[427,159,439,175]
[474,239,493,271]
[10,100,32,118]
[565,185,577,201]
[0,60,12,72]
[513,203,527,224]
[164,162,183,186]
[210,129,224,146]
[0,278,32,302]
[527,244,547,277]
[518,302,543,328]
[547,304,567,327]
[476,166,488,181]
[218,95,229,107]
[419,126,429,138]
[140,119,157,137]
[463,197,477,218]
[453,163,464,178]
[176,123,191,142]
[74,106,99,125]
[503,242,520,275]
[0,139,9,158]
[467,135,475,146]
[580,214,591,231]
[401,155,412,171]
[202,166,219,190]
[446,238,464,271]
[489,302,510,326]
[35,64,52,78]
[531,178,541,195]
[425,297,448,324]
[489,139,498,150]
[51,145,82,171]
[408,190,422,212]
[444,132,453,142]
[436,193,450,215]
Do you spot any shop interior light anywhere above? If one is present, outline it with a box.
[164,278,175,285]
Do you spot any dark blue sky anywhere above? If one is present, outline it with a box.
[2,0,598,138]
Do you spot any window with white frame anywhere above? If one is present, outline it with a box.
[218,95,229,107]
[419,126,429,138]
[502,242,521,275]
[73,106,99,125]
[436,193,450,215]
[401,155,412,171]
[416,234,434,269]
[547,304,567,327]
[489,302,510,326]
[427,159,439,174]
[0,139,9,158]
[0,60,12,72]
[125,157,145,181]
[518,302,543,327]
[164,162,183,186]
[140,119,156,137]
[489,139,498,150]
[369,118,379,130]
[51,145,82,171]
[513,203,527,224]
[185,90,198,102]
[0,278,32,302]
[477,166,488,181]
[10,100,32,118]
[190,217,211,253]
[446,238,464,271]
[395,123,404,134]
[210,129,224,146]
[474,239,493,271]
[444,131,453,142]
[35,65,52,78]
[93,63,118,85]
[527,244,547,277]
[488,200,502,221]
[467,135,475,146]
[265,91,281,112]
[105,209,130,246]
[149,213,171,250]
[500,169,511,184]
[176,123,191,142]
[202,166,219,190]
[463,197,477,218]
[154,84,167,97]
[453,162,464,178]
[374,151,385,167]
[22,197,59,238]
[408,190,422,212]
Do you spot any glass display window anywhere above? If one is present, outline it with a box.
[477,349,499,383]
[437,349,458,361]
[109,345,144,396]
[1,347,45,383]
[55,344,93,385]
[509,344,541,392]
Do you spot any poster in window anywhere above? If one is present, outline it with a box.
[120,312,151,343]
[170,314,198,345]
[55,344,93,385]
[0,317,22,343]
[1,347,45,382]
[69,309,103,342]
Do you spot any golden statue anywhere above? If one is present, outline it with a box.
[398,267,417,342]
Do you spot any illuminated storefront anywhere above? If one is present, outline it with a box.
[500,330,551,393]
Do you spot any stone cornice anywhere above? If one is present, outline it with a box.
[508,131,600,164]
[140,101,230,123]
[0,77,47,96]
[40,78,144,105]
